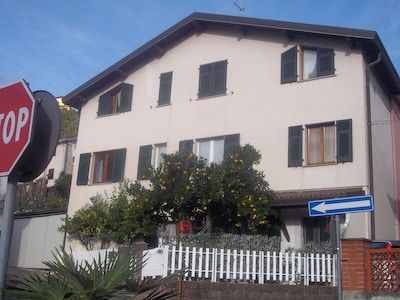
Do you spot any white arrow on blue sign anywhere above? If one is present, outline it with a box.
[308,195,374,217]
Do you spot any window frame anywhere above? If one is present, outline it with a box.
[196,134,240,164]
[306,122,336,165]
[303,216,330,244]
[92,148,126,184]
[288,119,352,167]
[198,60,228,98]
[281,46,335,84]
[97,83,133,116]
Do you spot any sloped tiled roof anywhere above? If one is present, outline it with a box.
[63,12,400,109]
[272,186,365,208]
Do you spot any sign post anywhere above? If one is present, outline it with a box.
[0,81,36,299]
[308,195,374,300]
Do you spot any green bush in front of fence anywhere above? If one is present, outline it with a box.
[164,233,334,254]
[165,233,280,252]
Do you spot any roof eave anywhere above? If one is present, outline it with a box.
[63,12,400,109]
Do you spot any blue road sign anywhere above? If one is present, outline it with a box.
[308,195,374,217]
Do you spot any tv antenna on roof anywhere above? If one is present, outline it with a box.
[234,1,245,16]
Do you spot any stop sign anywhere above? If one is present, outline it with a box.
[0,80,35,176]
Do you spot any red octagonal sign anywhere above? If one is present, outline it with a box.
[0,80,35,176]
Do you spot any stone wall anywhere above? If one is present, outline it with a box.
[164,281,337,300]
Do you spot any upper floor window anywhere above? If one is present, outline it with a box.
[198,60,227,98]
[281,46,334,84]
[307,122,336,165]
[158,72,173,106]
[76,148,126,185]
[97,83,133,116]
[288,119,352,167]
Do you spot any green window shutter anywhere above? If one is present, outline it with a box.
[119,83,133,112]
[98,93,112,116]
[198,63,212,98]
[336,119,353,163]
[110,148,126,182]
[77,153,91,185]
[179,140,193,154]
[224,133,240,157]
[281,46,298,84]
[288,126,303,167]
[137,145,152,180]
[198,60,227,98]
[158,72,173,105]
[214,60,227,95]
[317,48,334,77]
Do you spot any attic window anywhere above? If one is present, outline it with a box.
[97,83,133,116]
[281,46,335,83]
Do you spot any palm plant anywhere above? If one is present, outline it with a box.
[4,246,179,299]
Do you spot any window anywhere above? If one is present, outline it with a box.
[307,123,335,165]
[196,134,240,164]
[93,149,126,183]
[198,138,224,163]
[137,143,167,179]
[303,217,330,243]
[47,168,54,180]
[154,143,167,168]
[76,149,126,185]
[158,72,172,105]
[281,46,334,84]
[288,119,352,167]
[97,83,133,116]
[198,60,227,98]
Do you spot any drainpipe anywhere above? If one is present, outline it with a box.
[365,52,381,240]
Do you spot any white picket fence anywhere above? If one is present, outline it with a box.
[141,245,337,286]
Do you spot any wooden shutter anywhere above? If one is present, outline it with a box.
[77,153,91,185]
[198,60,227,98]
[317,48,334,77]
[137,145,152,179]
[224,133,240,157]
[281,46,298,84]
[111,148,126,182]
[179,140,193,154]
[98,93,112,116]
[214,60,227,95]
[288,126,303,167]
[119,83,133,112]
[198,63,212,97]
[336,119,352,162]
[158,72,173,105]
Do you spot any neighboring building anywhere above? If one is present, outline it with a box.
[63,13,400,250]
[44,138,77,187]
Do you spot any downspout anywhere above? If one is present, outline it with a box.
[365,52,381,240]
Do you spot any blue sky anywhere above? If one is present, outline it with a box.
[1,0,400,97]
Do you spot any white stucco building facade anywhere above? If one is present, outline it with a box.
[64,13,400,250]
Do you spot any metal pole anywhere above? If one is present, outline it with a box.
[335,214,342,300]
[0,175,17,300]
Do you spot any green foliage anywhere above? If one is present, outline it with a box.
[60,195,111,250]
[61,144,274,249]
[4,246,179,299]
[203,144,273,233]
[166,233,281,252]
[54,171,72,199]
[60,107,79,139]
[16,176,68,213]
[108,180,160,244]
[149,151,209,223]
